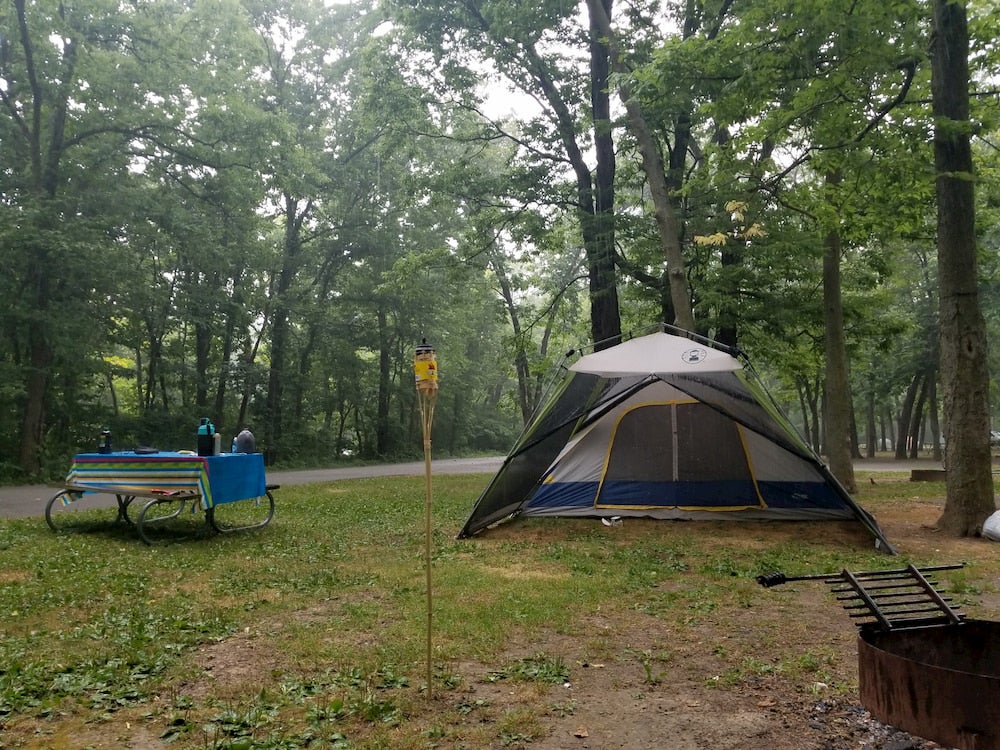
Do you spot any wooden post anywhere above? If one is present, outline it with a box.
[414,340,438,698]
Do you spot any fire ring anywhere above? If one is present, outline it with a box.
[859,619,1000,750]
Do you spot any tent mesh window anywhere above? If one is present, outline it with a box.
[597,403,760,509]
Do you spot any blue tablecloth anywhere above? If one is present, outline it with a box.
[66,452,267,509]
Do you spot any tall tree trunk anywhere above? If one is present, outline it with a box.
[908,369,932,459]
[866,383,877,458]
[797,374,821,452]
[375,308,392,458]
[822,176,856,493]
[195,321,212,411]
[293,326,319,426]
[932,0,994,534]
[849,407,862,460]
[930,380,942,462]
[585,0,621,349]
[264,194,306,463]
[237,316,266,431]
[895,372,921,459]
[265,307,288,463]
[585,0,694,333]
[796,379,811,450]
[19,306,53,474]
[214,310,236,430]
[716,242,739,349]
[490,253,533,424]
[14,0,77,474]
[213,235,244,425]
[491,10,621,348]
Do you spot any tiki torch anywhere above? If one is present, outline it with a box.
[414,338,438,697]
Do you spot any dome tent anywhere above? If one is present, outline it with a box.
[457,325,894,553]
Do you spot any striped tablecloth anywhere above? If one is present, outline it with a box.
[65,452,267,510]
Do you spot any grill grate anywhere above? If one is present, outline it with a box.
[757,563,965,631]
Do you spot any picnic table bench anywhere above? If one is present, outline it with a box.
[45,451,276,544]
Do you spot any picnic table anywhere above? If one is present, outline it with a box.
[45,451,276,544]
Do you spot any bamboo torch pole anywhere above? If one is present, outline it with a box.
[414,339,438,698]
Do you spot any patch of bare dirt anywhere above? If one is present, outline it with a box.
[429,488,996,750]
[449,613,946,750]
[12,484,1000,750]
[184,629,285,702]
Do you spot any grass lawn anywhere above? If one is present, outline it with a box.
[0,471,997,749]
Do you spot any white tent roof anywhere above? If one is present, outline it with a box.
[569,332,742,376]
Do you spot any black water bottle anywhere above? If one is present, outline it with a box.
[98,429,112,454]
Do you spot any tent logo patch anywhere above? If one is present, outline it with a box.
[681,348,707,364]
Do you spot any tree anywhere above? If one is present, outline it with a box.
[1,0,181,472]
[822,172,857,490]
[644,0,928,489]
[5,0,999,485]
[389,0,622,347]
[237,0,386,460]
[932,0,994,535]
[584,0,696,331]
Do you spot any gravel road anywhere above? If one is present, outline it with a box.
[0,456,506,519]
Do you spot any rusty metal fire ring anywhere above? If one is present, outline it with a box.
[859,619,1000,750]
[757,563,1000,750]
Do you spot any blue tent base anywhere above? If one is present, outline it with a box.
[529,479,849,513]
[518,505,860,523]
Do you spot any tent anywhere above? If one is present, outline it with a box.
[457,326,894,553]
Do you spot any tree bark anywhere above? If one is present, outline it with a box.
[19,313,53,474]
[908,369,932,459]
[264,194,307,462]
[375,308,391,458]
[796,373,821,453]
[585,0,695,332]
[490,252,534,424]
[930,380,942,461]
[462,2,622,347]
[865,381,877,458]
[14,0,77,474]
[932,0,994,535]
[895,372,921,459]
[585,0,622,348]
[822,173,856,493]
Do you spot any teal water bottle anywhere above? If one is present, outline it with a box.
[197,418,215,456]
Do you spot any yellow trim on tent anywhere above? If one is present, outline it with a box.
[592,401,767,511]
[592,399,691,506]
[735,422,768,509]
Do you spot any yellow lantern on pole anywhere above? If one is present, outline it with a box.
[414,338,439,395]
[414,338,438,698]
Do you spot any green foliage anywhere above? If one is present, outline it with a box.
[0,0,531,475]
[3,0,1000,494]
[486,654,570,685]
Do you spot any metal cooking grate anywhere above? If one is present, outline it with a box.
[757,563,966,631]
